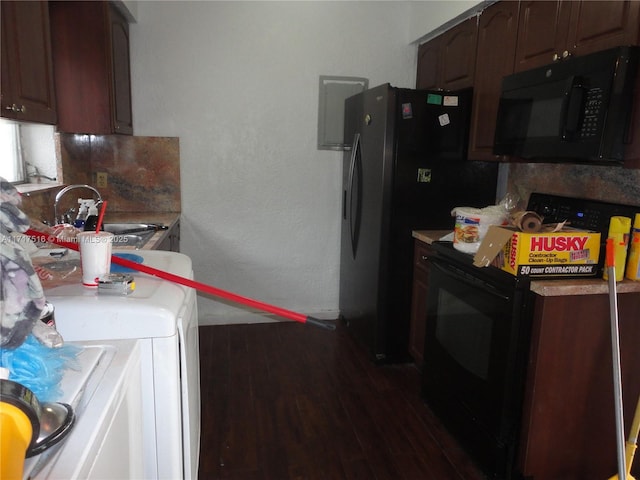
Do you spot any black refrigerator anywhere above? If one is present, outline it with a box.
[339,83,499,363]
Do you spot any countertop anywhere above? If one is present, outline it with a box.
[413,230,640,297]
[413,230,452,245]
[29,212,180,290]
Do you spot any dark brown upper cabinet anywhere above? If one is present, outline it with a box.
[468,1,520,162]
[515,0,640,72]
[570,1,640,55]
[416,39,440,90]
[469,0,639,164]
[49,1,133,135]
[513,1,572,72]
[416,17,478,91]
[1,1,57,125]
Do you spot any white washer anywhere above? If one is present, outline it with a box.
[24,339,144,480]
[44,251,201,480]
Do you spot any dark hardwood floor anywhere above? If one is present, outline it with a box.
[198,321,486,480]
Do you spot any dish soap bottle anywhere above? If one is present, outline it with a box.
[83,203,101,231]
[73,199,94,229]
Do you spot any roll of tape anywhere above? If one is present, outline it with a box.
[511,211,543,232]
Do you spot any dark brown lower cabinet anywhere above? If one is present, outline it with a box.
[518,291,640,480]
[409,239,432,367]
[155,221,180,252]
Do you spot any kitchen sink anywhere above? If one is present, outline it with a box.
[112,232,155,249]
[102,223,165,234]
[103,223,166,249]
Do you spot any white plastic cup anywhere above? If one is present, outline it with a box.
[77,231,113,286]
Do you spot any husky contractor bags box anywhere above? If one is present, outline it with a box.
[474,225,601,278]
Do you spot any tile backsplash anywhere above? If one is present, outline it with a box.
[21,134,180,224]
[505,162,640,208]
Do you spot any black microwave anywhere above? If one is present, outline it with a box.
[493,45,639,164]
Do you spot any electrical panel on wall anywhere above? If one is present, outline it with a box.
[317,76,368,151]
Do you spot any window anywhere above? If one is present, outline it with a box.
[0,119,58,184]
[0,119,25,183]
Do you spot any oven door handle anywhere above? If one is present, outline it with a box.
[430,258,512,302]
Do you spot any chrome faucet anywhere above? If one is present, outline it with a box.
[53,184,103,225]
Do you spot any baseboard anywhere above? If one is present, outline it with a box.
[198,310,339,326]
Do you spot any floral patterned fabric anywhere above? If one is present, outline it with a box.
[0,178,47,348]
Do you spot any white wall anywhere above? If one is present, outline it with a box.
[129,1,465,324]
[408,0,484,44]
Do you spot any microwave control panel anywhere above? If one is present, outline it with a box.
[581,88,604,139]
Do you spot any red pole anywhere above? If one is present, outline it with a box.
[25,229,335,331]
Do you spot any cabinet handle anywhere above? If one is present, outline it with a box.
[553,51,572,62]
[4,104,26,113]
[421,255,428,261]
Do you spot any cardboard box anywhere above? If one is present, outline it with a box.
[473,225,601,278]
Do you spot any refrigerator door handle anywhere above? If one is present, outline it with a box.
[347,133,362,257]
[345,133,358,220]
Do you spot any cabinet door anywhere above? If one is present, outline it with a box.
[468,1,519,161]
[439,17,477,90]
[416,36,441,90]
[515,1,639,72]
[519,293,640,479]
[109,3,133,134]
[1,0,56,124]
[156,222,180,252]
[416,18,477,91]
[409,240,432,367]
[50,1,132,135]
[514,1,572,72]
[569,1,640,58]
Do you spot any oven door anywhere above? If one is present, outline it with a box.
[422,254,532,478]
